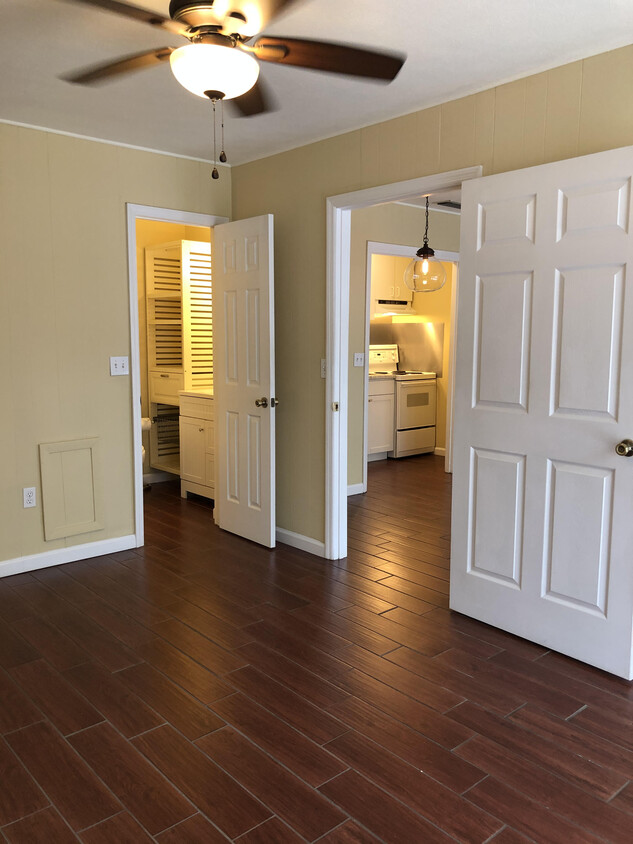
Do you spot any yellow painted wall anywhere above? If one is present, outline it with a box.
[232,43,633,545]
[136,221,211,475]
[347,205,460,485]
[0,123,230,564]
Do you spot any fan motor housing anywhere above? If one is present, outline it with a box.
[169,2,226,28]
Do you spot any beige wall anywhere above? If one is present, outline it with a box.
[0,123,230,564]
[232,43,633,545]
[347,204,460,486]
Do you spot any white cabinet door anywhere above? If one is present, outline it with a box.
[368,394,394,454]
[451,146,633,678]
[179,416,206,484]
[212,215,276,548]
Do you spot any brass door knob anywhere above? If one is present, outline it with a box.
[615,439,633,457]
[255,397,268,408]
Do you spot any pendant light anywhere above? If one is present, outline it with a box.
[404,196,447,293]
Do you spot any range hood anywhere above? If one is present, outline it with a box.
[373,297,415,316]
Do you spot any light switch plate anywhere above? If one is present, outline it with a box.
[110,356,129,376]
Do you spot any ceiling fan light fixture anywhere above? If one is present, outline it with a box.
[169,43,259,100]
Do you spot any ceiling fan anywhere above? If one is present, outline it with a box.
[62,0,406,117]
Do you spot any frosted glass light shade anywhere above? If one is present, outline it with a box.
[403,255,447,293]
[170,43,259,100]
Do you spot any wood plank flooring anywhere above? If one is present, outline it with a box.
[1,455,633,842]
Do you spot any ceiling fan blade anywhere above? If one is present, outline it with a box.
[252,36,405,81]
[65,0,188,36]
[230,79,276,117]
[62,47,174,85]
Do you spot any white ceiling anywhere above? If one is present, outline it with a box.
[2,0,633,166]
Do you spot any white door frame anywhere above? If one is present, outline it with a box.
[357,241,459,496]
[125,203,228,546]
[325,167,481,560]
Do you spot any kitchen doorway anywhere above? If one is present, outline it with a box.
[323,167,480,559]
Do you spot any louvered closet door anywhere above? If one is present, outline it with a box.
[182,241,213,392]
[146,244,183,370]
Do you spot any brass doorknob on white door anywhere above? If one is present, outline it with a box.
[255,397,268,408]
[615,439,633,456]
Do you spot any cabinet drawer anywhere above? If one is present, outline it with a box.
[369,378,395,397]
[179,394,214,421]
[149,370,184,405]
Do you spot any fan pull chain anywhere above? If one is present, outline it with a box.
[219,99,227,164]
[211,99,219,180]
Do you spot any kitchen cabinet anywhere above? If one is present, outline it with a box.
[368,377,395,458]
[179,391,214,500]
[370,254,414,303]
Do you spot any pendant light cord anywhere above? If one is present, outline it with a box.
[424,195,430,247]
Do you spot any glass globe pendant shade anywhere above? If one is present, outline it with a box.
[169,43,259,100]
[404,246,447,293]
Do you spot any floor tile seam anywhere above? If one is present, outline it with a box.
[234,815,309,843]
[531,652,633,702]
[112,650,241,707]
[3,718,130,834]
[606,778,632,805]
[65,714,208,835]
[153,811,230,842]
[212,678,350,747]
[149,609,251,658]
[201,694,351,789]
[317,764,478,842]
[449,708,633,800]
[311,817,389,844]
[462,769,626,842]
[191,726,347,839]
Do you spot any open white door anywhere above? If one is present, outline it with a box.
[451,146,633,679]
[213,214,276,548]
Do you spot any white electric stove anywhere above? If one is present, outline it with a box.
[368,345,437,458]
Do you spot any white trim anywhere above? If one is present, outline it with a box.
[347,483,365,496]
[434,447,447,457]
[276,527,326,558]
[0,535,137,579]
[0,118,227,166]
[325,168,482,560]
[126,204,228,547]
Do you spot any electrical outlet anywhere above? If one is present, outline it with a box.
[353,352,365,367]
[320,358,327,379]
[23,487,36,509]
[110,356,129,376]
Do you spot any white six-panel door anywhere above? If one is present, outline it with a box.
[451,146,633,679]
[212,215,276,548]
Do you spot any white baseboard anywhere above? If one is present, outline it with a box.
[434,447,446,456]
[0,534,138,578]
[276,527,326,558]
[347,483,365,496]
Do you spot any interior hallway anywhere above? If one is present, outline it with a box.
[0,456,632,841]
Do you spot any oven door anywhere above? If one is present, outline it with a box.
[396,380,436,430]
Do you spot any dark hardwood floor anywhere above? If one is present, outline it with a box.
[1,455,633,842]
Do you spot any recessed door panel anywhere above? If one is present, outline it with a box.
[223,240,237,274]
[557,178,630,240]
[551,266,623,418]
[474,273,532,410]
[246,289,261,386]
[226,411,239,503]
[477,195,536,250]
[543,460,612,616]
[468,448,524,587]
[224,290,239,384]
[248,414,262,510]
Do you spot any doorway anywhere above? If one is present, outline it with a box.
[325,167,481,560]
[126,204,228,546]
